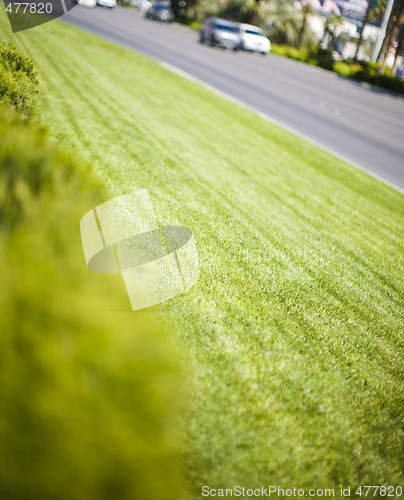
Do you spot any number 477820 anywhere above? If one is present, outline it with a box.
[6,3,52,13]
[356,486,403,497]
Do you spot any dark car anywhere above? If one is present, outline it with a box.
[200,18,241,50]
[145,2,174,22]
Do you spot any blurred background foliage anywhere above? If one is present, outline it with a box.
[177,0,404,91]
[0,43,187,500]
[182,0,306,43]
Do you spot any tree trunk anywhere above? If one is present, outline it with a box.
[377,1,398,63]
[392,25,404,74]
[328,26,337,50]
[354,0,373,61]
[378,0,404,73]
[298,13,306,48]
[249,0,260,25]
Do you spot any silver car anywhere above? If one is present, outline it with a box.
[200,18,241,51]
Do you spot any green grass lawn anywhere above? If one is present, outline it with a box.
[1,9,403,496]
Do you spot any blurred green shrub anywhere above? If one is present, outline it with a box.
[385,76,404,93]
[353,69,372,83]
[0,42,38,118]
[189,21,202,31]
[359,60,379,75]
[271,44,309,62]
[0,106,187,500]
[315,48,334,70]
[271,43,404,95]
[347,63,364,76]
[332,61,351,77]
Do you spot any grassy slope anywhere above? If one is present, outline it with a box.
[1,10,403,495]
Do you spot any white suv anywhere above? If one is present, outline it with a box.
[237,24,271,55]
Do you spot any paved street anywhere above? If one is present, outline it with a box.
[64,6,404,190]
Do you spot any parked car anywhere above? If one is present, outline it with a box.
[75,0,97,7]
[97,0,116,7]
[145,2,174,22]
[200,18,241,51]
[237,24,271,55]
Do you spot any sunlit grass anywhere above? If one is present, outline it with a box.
[1,9,403,495]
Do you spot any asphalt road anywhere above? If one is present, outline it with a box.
[63,6,404,191]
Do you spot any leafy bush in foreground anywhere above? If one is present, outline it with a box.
[0,105,186,500]
[0,41,39,118]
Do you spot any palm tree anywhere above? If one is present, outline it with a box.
[266,1,302,46]
[354,0,373,61]
[298,3,314,48]
[321,14,345,51]
[369,0,387,25]
[378,0,404,73]
[392,24,404,74]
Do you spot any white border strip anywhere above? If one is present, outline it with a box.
[60,0,68,14]
[159,61,404,195]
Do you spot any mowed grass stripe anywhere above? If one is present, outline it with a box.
[1,10,403,492]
